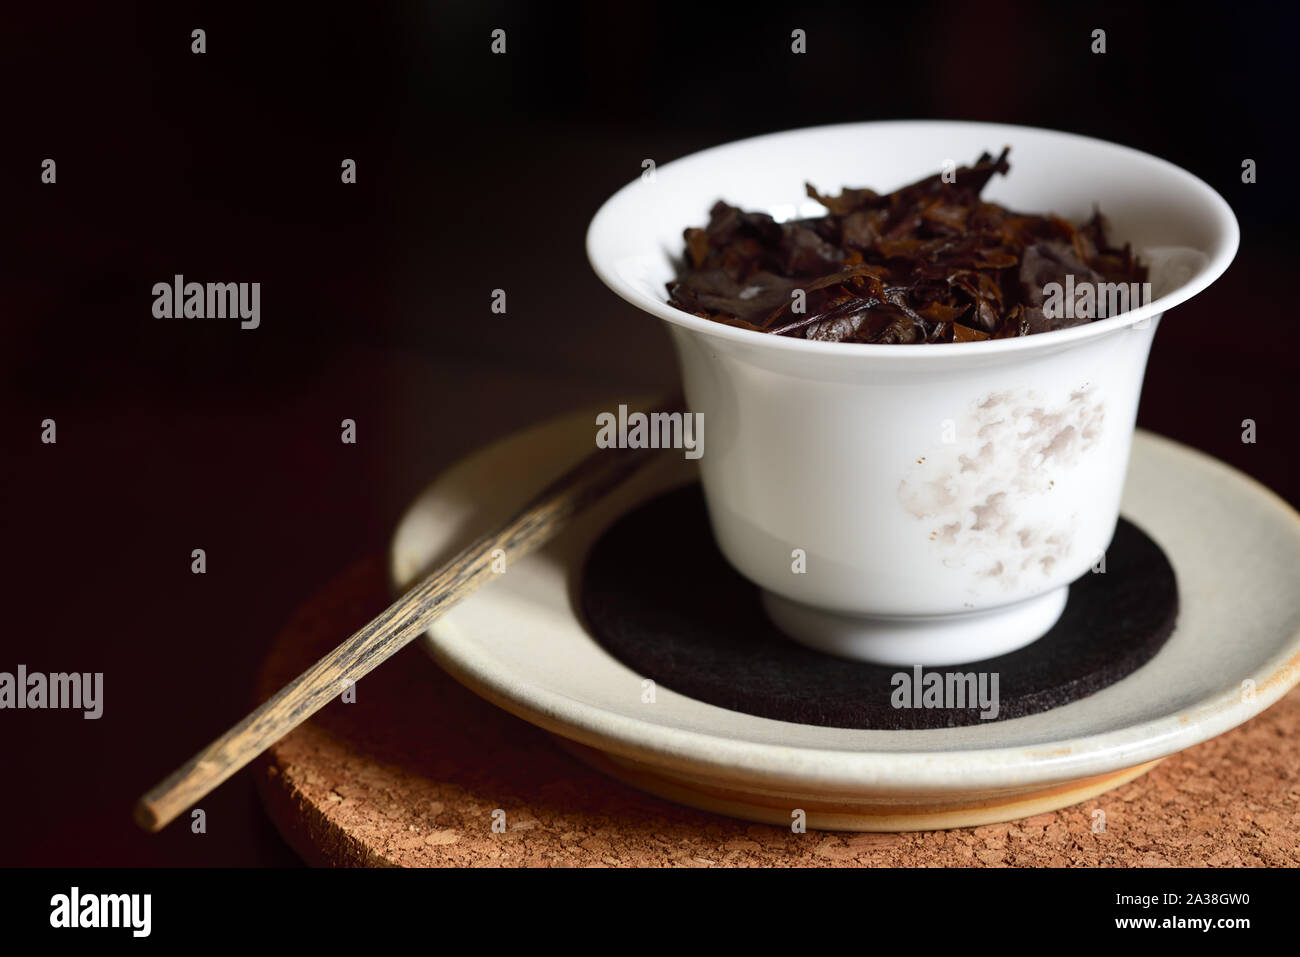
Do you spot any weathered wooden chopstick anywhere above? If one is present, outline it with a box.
[135,395,679,832]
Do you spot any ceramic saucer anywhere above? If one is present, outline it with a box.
[390,406,1300,831]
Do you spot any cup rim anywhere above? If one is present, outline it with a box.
[586,119,1240,359]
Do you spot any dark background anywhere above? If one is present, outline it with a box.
[1,1,1295,865]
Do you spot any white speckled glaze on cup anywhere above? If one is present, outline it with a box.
[587,121,1238,665]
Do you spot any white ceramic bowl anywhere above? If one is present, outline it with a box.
[587,121,1238,666]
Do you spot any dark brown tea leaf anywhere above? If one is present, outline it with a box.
[666,150,1147,344]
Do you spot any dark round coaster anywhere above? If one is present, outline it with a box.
[580,485,1178,730]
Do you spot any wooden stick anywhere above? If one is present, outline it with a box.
[135,395,681,832]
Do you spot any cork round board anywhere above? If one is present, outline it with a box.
[250,408,1300,863]
[255,555,1300,866]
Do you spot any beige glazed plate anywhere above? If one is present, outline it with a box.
[390,406,1300,831]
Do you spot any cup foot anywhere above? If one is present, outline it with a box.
[760,586,1069,666]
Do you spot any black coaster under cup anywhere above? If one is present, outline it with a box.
[579,485,1178,730]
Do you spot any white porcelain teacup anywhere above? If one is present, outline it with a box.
[587,121,1238,666]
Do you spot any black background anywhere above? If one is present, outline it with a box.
[1,1,1296,865]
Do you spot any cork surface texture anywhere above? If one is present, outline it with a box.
[255,556,1300,867]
